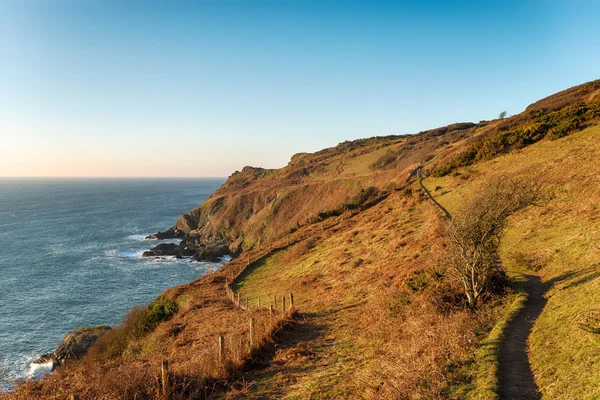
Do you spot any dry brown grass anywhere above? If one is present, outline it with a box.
[7,83,600,399]
[3,256,297,400]
[219,191,500,399]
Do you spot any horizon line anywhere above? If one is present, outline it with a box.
[0,176,228,179]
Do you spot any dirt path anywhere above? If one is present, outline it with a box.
[419,176,452,220]
[498,274,546,399]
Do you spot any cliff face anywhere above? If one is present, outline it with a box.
[149,127,480,258]
[10,79,600,400]
[150,79,600,261]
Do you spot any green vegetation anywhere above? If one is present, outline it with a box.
[312,186,380,221]
[88,296,178,360]
[9,80,600,400]
[431,125,600,398]
[448,275,528,399]
[432,97,600,176]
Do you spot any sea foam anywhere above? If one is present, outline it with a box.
[28,360,53,379]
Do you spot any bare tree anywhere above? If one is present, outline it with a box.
[444,177,546,309]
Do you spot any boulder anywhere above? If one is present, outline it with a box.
[145,227,184,240]
[142,243,181,257]
[193,243,229,262]
[35,325,111,368]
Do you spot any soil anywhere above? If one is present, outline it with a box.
[498,274,546,399]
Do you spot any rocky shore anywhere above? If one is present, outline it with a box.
[143,231,231,262]
[34,326,111,369]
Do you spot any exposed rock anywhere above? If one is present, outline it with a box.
[145,227,184,240]
[192,243,229,262]
[142,243,182,258]
[35,326,111,368]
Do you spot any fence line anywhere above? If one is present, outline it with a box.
[70,219,331,399]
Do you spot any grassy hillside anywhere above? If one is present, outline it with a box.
[5,79,600,399]
[426,124,600,398]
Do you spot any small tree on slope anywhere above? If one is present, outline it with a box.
[445,177,545,309]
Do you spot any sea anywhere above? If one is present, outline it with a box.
[0,178,225,391]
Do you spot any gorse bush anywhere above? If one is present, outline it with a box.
[405,271,428,293]
[431,98,600,176]
[314,186,380,221]
[87,296,178,360]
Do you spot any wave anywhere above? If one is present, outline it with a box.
[127,234,181,244]
[126,234,148,241]
[105,249,146,259]
[28,360,53,379]
[0,353,53,392]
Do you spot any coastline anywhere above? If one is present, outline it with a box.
[0,178,225,391]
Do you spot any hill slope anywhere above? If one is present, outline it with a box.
[5,79,600,399]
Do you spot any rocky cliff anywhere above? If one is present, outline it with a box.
[145,79,600,262]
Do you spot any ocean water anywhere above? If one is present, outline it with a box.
[0,178,225,390]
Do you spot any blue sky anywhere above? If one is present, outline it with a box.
[1,0,598,177]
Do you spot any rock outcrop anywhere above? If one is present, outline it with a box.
[35,326,111,368]
[142,239,230,262]
[145,227,184,240]
[142,243,186,258]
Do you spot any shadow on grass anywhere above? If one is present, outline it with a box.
[544,267,600,291]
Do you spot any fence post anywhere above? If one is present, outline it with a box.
[161,360,169,396]
[273,294,277,308]
[218,335,225,362]
[249,317,255,347]
[289,293,294,310]
[236,292,240,307]
[282,296,286,314]
[258,297,261,308]
[269,304,273,319]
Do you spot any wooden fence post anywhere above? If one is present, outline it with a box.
[249,317,255,347]
[282,296,286,314]
[236,292,240,307]
[258,297,261,308]
[269,304,273,319]
[161,360,169,396]
[218,335,225,362]
[289,293,294,310]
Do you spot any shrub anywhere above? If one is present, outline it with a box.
[87,296,178,360]
[443,178,545,308]
[370,150,398,169]
[405,271,428,293]
[431,98,600,176]
[315,187,380,221]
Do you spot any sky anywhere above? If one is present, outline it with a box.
[0,0,599,177]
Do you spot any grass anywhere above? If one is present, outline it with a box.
[8,83,600,399]
[447,274,528,399]
[429,124,600,399]
[225,190,498,399]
